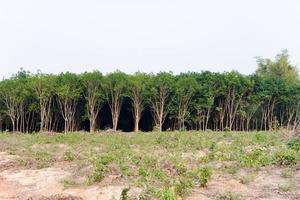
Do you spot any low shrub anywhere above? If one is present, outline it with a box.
[240,149,270,168]
[272,149,298,165]
[196,166,212,187]
[287,138,300,151]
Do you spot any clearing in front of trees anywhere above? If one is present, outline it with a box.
[0,131,299,199]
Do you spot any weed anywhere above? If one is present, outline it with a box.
[62,178,77,188]
[86,153,114,184]
[222,164,239,175]
[278,180,296,192]
[174,178,193,196]
[138,166,149,177]
[0,131,298,199]
[240,149,270,168]
[287,138,300,151]
[272,149,298,165]
[162,188,178,200]
[281,168,294,178]
[239,173,256,184]
[120,187,130,200]
[196,166,212,187]
[63,151,75,161]
[215,191,241,200]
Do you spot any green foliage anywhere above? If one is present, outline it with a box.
[63,151,75,161]
[161,188,178,200]
[287,138,300,151]
[240,149,270,168]
[0,51,300,133]
[272,149,298,165]
[87,153,115,184]
[256,50,298,84]
[196,166,212,187]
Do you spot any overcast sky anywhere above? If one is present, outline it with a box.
[0,0,299,78]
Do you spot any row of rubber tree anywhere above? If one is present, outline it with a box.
[0,50,300,133]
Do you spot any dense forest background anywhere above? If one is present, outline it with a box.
[1,51,299,133]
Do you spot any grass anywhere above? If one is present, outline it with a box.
[215,191,241,200]
[238,172,257,184]
[281,168,294,178]
[0,131,299,198]
[278,180,296,192]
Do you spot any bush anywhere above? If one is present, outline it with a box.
[287,138,300,151]
[86,154,114,184]
[254,133,267,143]
[240,149,270,167]
[196,166,212,187]
[272,149,298,165]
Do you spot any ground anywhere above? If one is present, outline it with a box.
[0,131,299,200]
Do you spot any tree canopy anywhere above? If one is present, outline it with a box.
[0,51,299,133]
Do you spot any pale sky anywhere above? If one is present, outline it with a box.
[0,0,300,78]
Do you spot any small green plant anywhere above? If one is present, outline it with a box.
[120,187,130,200]
[209,142,216,151]
[18,159,29,167]
[174,178,193,196]
[162,188,178,200]
[35,151,50,168]
[175,163,187,175]
[62,178,77,188]
[215,191,241,200]
[138,166,149,177]
[35,151,50,161]
[63,151,75,161]
[86,154,114,184]
[196,166,212,187]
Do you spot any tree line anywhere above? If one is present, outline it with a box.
[0,51,299,133]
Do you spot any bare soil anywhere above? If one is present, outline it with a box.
[1,151,299,200]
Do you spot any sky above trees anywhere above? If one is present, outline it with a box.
[1,0,300,78]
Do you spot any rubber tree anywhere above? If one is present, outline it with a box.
[174,73,198,131]
[191,71,216,131]
[81,71,105,132]
[55,72,83,133]
[147,72,174,132]
[103,71,128,131]
[128,72,149,132]
[30,73,56,132]
[0,79,18,132]
[223,72,252,131]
